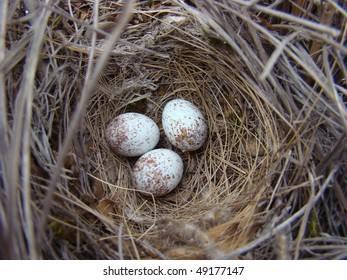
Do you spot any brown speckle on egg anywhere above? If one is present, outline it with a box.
[162,99,208,152]
[106,112,160,157]
[132,149,184,196]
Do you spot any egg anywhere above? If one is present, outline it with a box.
[162,99,208,152]
[106,112,160,157]
[132,148,184,196]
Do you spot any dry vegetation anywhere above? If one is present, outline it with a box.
[0,0,346,259]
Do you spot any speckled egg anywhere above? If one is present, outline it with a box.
[162,99,208,152]
[106,112,160,157]
[132,149,184,196]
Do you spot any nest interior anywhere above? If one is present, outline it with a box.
[86,8,284,259]
[1,0,347,260]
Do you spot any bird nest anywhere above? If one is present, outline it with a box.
[1,0,347,260]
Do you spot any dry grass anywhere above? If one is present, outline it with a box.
[0,0,346,259]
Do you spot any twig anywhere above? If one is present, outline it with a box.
[0,0,9,150]
[260,32,299,81]
[118,223,124,260]
[5,0,53,259]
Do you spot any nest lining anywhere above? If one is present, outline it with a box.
[82,5,289,259]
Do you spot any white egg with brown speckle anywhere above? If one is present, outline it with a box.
[132,148,184,196]
[162,99,208,152]
[106,112,159,157]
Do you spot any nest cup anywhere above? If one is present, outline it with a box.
[2,1,347,260]
[86,8,284,260]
